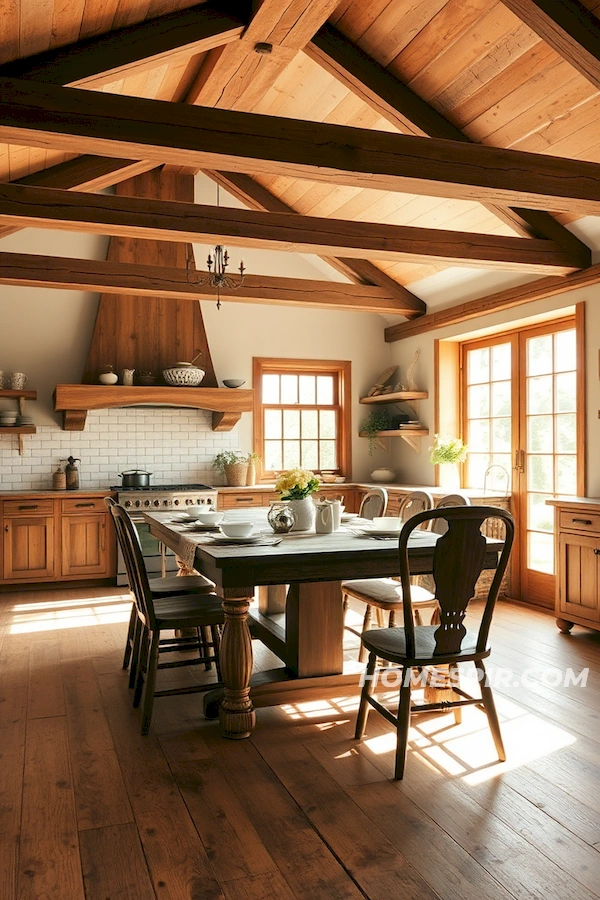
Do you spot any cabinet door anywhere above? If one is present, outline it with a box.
[558,532,600,624]
[61,513,110,577]
[3,515,55,580]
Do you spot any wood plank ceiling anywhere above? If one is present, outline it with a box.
[0,0,599,326]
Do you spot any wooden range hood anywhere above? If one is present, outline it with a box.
[54,169,252,432]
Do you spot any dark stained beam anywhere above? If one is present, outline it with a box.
[307,23,591,262]
[206,170,425,314]
[500,0,600,90]
[384,263,600,341]
[0,183,584,273]
[1,78,599,215]
[0,3,245,86]
[0,250,416,315]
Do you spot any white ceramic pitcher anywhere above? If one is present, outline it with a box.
[315,502,335,534]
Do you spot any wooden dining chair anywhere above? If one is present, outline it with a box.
[105,497,218,678]
[342,489,435,659]
[355,505,514,779]
[358,487,388,520]
[110,502,225,734]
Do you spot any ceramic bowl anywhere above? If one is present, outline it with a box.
[195,510,225,525]
[220,521,254,538]
[372,516,401,532]
[163,364,205,386]
[223,379,246,389]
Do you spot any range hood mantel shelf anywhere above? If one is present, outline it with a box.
[53,385,253,432]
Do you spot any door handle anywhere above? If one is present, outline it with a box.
[513,450,525,473]
[75,502,95,508]
[18,504,38,510]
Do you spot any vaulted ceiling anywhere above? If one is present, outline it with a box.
[0,0,599,336]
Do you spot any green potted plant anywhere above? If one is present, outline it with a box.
[213,450,249,486]
[361,408,392,455]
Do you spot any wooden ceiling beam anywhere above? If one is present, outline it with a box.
[0,250,415,315]
[0,3,245,87]
[384,263,600,341]
[185,0,342,110]
[1,78,599,215]
[205,170,425,314]
[500,0,600,90]
[307,24,591,263]
[0,183,583,274]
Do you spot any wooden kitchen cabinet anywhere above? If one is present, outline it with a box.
[548,499,600,633]
[0,492,115,586]
[3,510,55,581]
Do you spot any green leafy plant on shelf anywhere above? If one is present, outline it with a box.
[361,408,393,456]
[429,434,468,465]
[212,450,247,473]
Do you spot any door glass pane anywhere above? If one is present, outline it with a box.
[557,455,577,494]
[528,455,553,493]
[468,384,489,417]
[528,532,554,574]
[491,344,511,379]
[554,330,576,372]
[556,414,576,453]
[527,375,553,414]
[527,335,553,375]
[468,347,489,384]
[492,417,511,452]
[468,419,490,452]
[491,381,511,416]
[528,415,553,453]
[555,373,576,412]
[528,493,553,532]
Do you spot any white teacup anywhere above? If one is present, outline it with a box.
[372,516,401,532]
[10,372,27,390]
[185,504,214,518]
[220,521,254,538]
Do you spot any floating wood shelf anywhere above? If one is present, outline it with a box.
[0,389,37,453]
[53,385,253,432]
[359,428,429,452]
[359,391,428,404]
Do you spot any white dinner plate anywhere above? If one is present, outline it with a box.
[185,523,221,532]
[171,514,199,523]
[209,534,262,545]
[340,512,358,522]
[354,527,401,538]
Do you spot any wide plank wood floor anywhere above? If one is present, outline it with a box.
[1,585,599,900]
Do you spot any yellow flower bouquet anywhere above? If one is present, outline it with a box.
[275,468,320,500]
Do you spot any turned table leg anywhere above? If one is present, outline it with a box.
[556,618,574,634]
[219,588,256,739]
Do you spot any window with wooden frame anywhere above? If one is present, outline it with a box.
[253,358,351,479]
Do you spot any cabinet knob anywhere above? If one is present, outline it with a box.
[4,525,8,532]
[595,548,600,556]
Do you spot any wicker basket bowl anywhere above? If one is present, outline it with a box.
[162,364,205,386]
[224,462,249,486]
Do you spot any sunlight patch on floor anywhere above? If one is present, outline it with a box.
[10,596,131,634]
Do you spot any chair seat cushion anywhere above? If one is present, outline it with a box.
[361,624,487,665]
[152,593,224,629]
[149,573,215,596]
[342,578,437,610]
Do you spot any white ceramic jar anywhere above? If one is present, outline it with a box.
[370,468,396,483]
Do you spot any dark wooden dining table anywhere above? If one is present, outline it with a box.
[144,509,503,738]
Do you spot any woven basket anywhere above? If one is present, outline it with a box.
[225,462,249,486]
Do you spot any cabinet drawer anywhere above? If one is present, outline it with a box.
[220,492,263,509]
[3,498,54,516]
[559,510,600,533]
[61,497,108,514]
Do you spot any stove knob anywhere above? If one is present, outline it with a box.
[185,499,192,506]
[173,499,180,506]
[124,500,132,508]
[135,499,142,508]
[163,499,170,507]
[144,499,151,507]
[153,499,161,507]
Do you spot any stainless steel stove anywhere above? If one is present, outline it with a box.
[111,483,218,584]
[111,482,218,512]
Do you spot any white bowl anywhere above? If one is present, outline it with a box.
[220,521,254,538]
[163,364,205,386]
[372,516,401,532]
[196,510,224,525]
[184,504,214,518]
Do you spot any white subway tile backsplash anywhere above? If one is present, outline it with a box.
[1,407,239,490]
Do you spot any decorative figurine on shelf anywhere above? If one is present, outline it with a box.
[396,349,421,392]
[121,368,135,386]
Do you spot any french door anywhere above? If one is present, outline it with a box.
[461,315,582,606]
